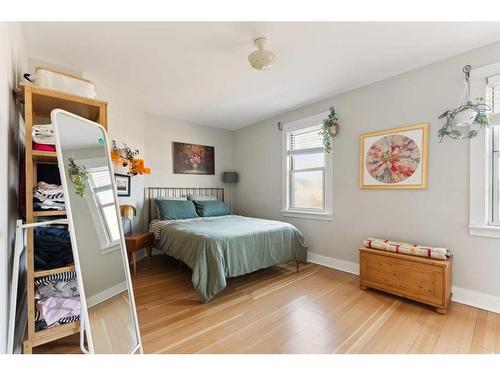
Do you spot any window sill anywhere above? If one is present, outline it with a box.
[469,225,500,239]
[102,243,121,255]
[281,210,333,221]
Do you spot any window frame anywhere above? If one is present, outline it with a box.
[281,112,334,221]
[469,62,500,238]
[490,121,500,226]
[88,176,121,248]
[77,157,121,253]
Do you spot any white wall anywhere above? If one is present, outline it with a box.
[234,41,500,302]
[143,113,235,222]
[94,82,146,231]
[0,22,26,354]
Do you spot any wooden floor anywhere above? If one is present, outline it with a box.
[34,255,500,354]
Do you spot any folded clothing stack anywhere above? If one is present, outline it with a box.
[32,124,56,152]
[33,181,65,211]
[363,237,450,260]
[35,271,80,331]
[34,226,74,270]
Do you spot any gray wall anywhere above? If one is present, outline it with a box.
[143,113,235,220]
[0,22,25,354]
[234,41,500,298]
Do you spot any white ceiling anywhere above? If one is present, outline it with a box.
[22,22,500,130]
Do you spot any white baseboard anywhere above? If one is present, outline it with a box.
[451,286,500,314]
[307,251,359,275]
[86,281,127,308]
[307,251,500,314]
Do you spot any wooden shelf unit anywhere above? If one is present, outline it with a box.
[21,83,107,353]
[32,150,58,164]
[33,265,76,279]
[32,210,67,217]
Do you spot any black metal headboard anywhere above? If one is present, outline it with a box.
[144,187,225,224]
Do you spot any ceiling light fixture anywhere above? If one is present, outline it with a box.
[248,37,276,71]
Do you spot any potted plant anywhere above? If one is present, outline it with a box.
[438,97,490,141]
[111,140,151,175]
[438,65,491,142]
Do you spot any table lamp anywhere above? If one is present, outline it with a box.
[120,204,136,235]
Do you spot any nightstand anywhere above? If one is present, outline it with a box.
[124,232,154,276]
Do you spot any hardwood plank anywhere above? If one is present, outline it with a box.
[33,255,500,354]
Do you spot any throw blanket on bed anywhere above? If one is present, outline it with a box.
[151,215,308,303]
[363,237,450,260]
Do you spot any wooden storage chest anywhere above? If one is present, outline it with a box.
[359,247,451,314]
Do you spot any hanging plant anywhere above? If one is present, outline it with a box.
[68,159,89,198]
[438,98,490,141]
[438,65,491,142]
[319,106,339,153]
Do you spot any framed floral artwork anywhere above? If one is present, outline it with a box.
[359,123,428,189]
[172,142,215,175]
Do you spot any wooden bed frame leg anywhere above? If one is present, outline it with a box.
[296,260,299,272]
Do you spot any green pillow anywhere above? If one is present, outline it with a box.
[155,199,199,220]
[193,200,230,217]
[187,194,218,201]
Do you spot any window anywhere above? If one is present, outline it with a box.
[469,62,500,238]
[282,113,333,220]
[489,74,500,226]
[88,166,121,248]
[493,126,500,225]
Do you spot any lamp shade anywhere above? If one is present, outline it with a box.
[222,172,239,183]
[120,204,136,218]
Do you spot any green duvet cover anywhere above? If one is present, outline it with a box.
[155,215,308,302]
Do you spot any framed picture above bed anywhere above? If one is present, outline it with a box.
[115,173,131,196]
[172,142,215,175]
[359,123,428,189]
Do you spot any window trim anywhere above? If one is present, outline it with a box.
[490,130,500,226]
[78,157,121,252]
[89,182,121,248]
[281,112,333,221]
[469,62,500,238]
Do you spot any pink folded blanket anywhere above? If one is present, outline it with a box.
[363,238,450,260]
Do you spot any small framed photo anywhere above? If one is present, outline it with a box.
[114,174,131,196]
[360,123,428,189]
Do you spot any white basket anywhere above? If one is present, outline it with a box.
[25,67,96,98]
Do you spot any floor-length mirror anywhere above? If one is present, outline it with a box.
[51,109,142,354]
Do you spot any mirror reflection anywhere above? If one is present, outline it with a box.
[54,111,140,354]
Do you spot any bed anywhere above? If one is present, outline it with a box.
[145,187,308,303]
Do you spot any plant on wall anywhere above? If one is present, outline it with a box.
[438,65,491,142]
[319,106,339,153]
[438,97,490,141]
[68,159,89,198]
[111,140,151,176]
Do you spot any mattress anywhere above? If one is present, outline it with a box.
[149,215,308,302]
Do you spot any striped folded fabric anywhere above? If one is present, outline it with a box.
[363,237,450,260]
